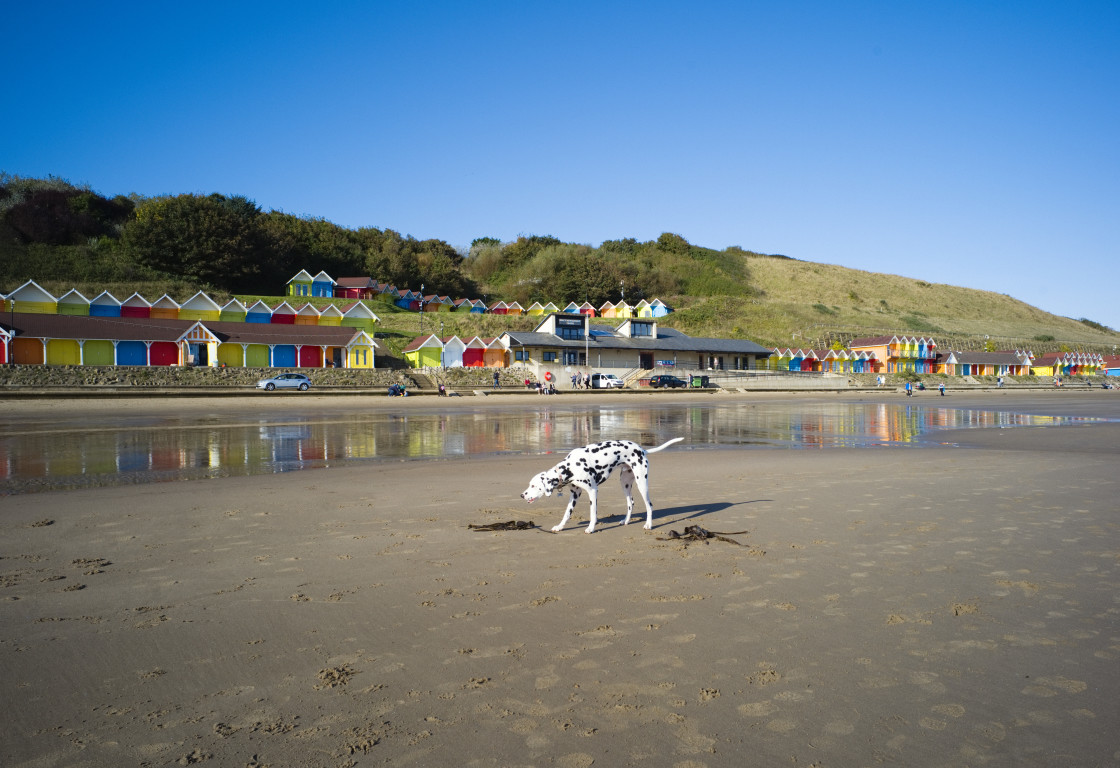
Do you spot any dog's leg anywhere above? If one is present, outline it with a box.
[619,465,636,525]
[633,470,655,529]
[551,488,580,532]
[584,485,599,533]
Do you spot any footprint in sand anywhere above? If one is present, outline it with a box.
[1021,676,1087,697]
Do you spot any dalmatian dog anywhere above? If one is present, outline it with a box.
[521,438,684,533]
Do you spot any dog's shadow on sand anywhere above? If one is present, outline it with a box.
[610,500,770,530]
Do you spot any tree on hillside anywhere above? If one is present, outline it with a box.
[121,193,268,291]
[1,177,133,245]
[357,228,474,297]
[529,245,623,306]
[656,232,691,255]
[462,234,563,290]
[259,212,365,288]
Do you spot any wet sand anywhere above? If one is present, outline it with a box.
[2,391,1119,767]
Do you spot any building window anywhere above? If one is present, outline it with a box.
[555,316,585,340]
[631,322,652,337]
[515,350,529,361]
[543,351,557,363]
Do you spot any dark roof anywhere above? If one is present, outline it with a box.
[1,313,371,347]
[947,351,1029,365]
[505,325,772,356]
[335,277,377,288]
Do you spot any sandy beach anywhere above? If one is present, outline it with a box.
[2,391,1119,767]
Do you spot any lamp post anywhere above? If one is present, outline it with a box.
[7,297,13,367]
[419,284,425,334]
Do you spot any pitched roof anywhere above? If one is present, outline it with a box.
[402,334,441,352]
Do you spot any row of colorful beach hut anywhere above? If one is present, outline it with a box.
[401,335,507,368]
[766,335,1108,377]
[288,270,673,318]
[0,280,379,330]
[1,280,379,369]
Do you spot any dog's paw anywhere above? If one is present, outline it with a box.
[584,526,596,534]
[550,524,564,532]
[643,522,653,530]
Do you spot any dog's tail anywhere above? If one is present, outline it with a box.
[646,437,685,454]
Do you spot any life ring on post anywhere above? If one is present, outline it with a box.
[544,371,553,382]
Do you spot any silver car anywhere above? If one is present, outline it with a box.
[256,372,312,391]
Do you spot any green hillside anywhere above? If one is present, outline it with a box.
[663,255,1119,354]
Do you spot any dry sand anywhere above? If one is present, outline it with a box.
[2,391,1119,767]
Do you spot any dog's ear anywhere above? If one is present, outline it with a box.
[543,470,562,496]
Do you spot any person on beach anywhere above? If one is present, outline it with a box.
[939,382,945,396]
[905,381,913,397]
[493,370,500,389]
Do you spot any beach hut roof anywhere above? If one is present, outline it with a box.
[91,291,121,306]
[181,292,222,311]
[58,289,90,304]
[336,277,376,289]
[340,302,380,321]
[402,334,442,352]
[8,280,58,303]
[122,293,152,308]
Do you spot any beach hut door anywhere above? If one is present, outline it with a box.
[189,343,209,366]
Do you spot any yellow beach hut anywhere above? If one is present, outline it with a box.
[179,292,222,322]
[6,280,57,314]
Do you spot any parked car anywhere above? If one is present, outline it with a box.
[590,373,625,389]
[648,374,687,389]
[256,372,312,391]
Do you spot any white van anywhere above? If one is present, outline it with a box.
[590,373,624,389]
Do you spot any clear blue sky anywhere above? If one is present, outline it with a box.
[4,1,1118,332]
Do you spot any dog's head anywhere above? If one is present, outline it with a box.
[521,469,562,503]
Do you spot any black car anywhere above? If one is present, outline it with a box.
[648,375,687,389]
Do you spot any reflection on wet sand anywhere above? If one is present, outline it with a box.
[0,402,1106,494]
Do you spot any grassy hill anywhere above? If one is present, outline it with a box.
[662,254,1117,355]
[230,252,1118,363]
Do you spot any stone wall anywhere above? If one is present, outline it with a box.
[0,364,532,390]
